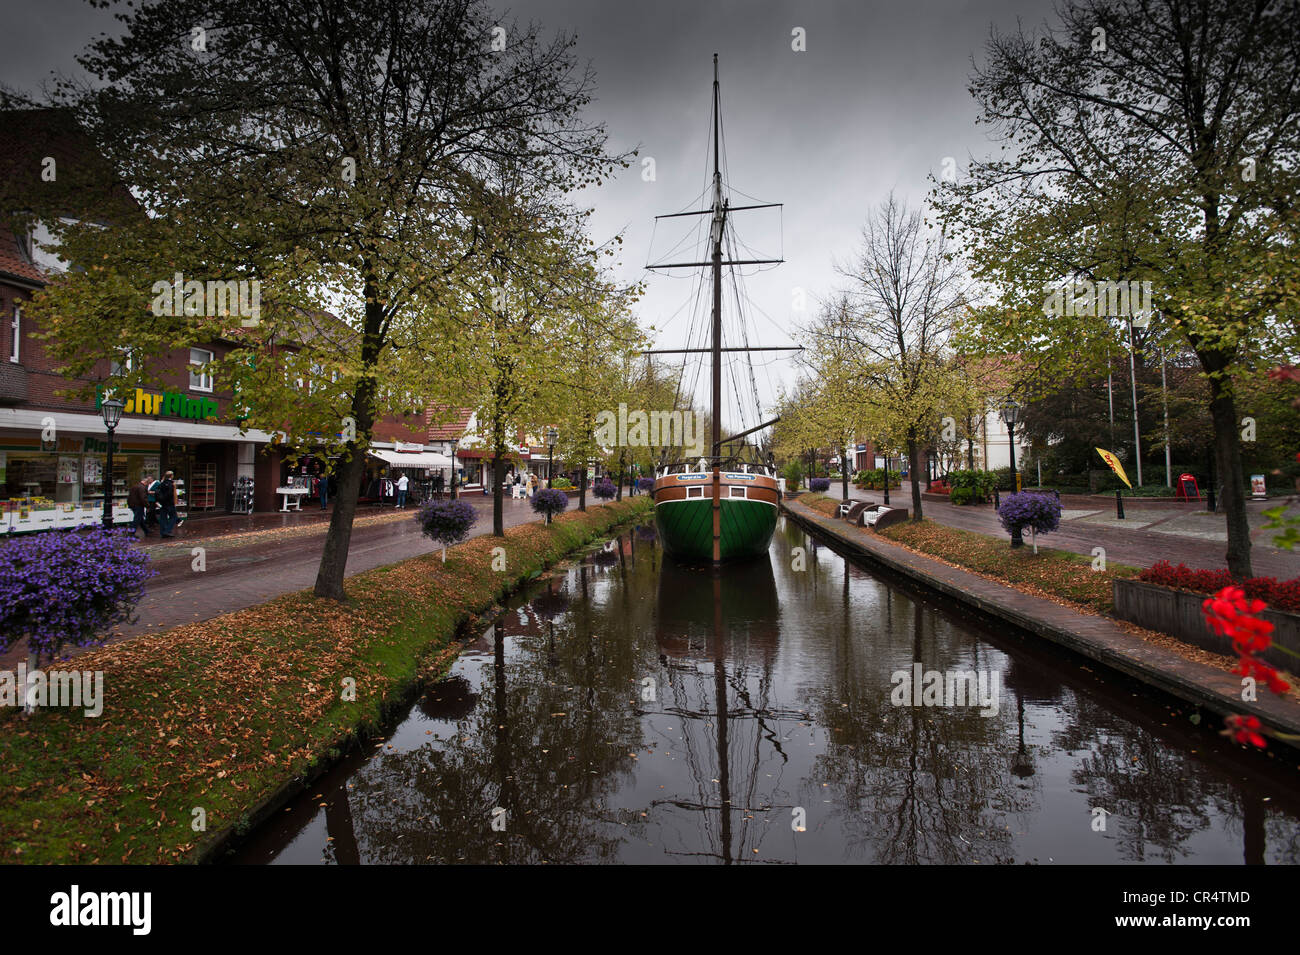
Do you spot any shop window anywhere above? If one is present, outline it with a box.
[9,304,19,363]
[110,347,136,377]
[189,347,214,392]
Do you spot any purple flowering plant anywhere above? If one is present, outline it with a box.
[0,527,154,665]
[636,477,655,492]
[809,477,831,492]
[592,478,617,500]
[997,492,1062,538]
[414,499,476,558]
[532,488,569,522]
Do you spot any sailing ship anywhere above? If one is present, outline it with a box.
[648,55,794,565]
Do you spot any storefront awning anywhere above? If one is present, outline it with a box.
[369,448,453,470]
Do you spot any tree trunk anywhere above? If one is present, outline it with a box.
[907,435,923,521]
[579,460,588,511]
[840,450,849,502]
[492,449,505,536]
[314,285,381,601]
[1206,365,1252,577]
[313,441,368,600]
[615,451,624,501]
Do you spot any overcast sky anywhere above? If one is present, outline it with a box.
[1,0,1060,422]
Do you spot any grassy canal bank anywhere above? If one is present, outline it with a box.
[796,493,1141,615]
[0,497,652,864]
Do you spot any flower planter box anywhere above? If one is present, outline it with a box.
[1113,577,1300,671]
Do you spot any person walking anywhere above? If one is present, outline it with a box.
[128,474,152,537]
[317,464,330,510]
[157,470,179,538]
[396,472,409,509]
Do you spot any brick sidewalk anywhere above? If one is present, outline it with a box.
[834,487,1300,578]
[1,494,544,667]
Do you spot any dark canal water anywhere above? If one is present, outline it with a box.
[233,516,1300,864]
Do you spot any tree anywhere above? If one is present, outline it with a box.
[818,195,972,520]
[18,0,625,600]
[934,0,1300,576]
[549,284,642,512]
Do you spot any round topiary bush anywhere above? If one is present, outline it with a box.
[593,478,616,500]
[532,488,569,523]
[996,491,1062,546]
[414,498,476,561]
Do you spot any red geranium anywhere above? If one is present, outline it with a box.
[1202,586,1294,748]
[1222,715,1267,748]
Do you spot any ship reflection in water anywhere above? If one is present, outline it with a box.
[232,518,1300,865]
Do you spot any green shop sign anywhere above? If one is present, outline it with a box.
[96,387,219,422]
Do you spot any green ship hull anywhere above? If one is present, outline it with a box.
[653,497,778,563]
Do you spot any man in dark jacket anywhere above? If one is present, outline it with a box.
[157,470,179,538]
[128,475,152,537]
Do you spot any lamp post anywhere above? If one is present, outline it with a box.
[882,448,890,506]
[546,427,558,488]
[99,397,125,530]
[450,438,459,500]
[1001,398,1023,548]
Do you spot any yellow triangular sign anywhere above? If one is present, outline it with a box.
[1095,447,1132,488]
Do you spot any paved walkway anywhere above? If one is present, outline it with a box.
[834,487,1300,578]
[2,494,545,667]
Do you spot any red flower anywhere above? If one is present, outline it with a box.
[1222,714,1267,748]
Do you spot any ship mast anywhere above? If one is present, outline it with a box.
[710,53,725,463]
[643,56,798,493]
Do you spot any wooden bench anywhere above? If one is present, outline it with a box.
[857,503,909,531]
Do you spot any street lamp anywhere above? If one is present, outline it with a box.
[449,437,459,500]
[546,427,558,488]
[882,447,890,506]
[1000,398,1023,548]
[99,397,125,530]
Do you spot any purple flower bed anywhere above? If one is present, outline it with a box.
[0,527,154,664]
[996,491,1062,537]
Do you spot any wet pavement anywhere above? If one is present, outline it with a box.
[0,494,543,668]
[230,516,1300,865]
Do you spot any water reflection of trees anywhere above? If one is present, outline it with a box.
[333,538,656,863]
[803,557,1036,863]
[769,519,1300,864]
[275,519,1300,864]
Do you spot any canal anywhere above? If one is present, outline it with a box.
[232,516,1300,864]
